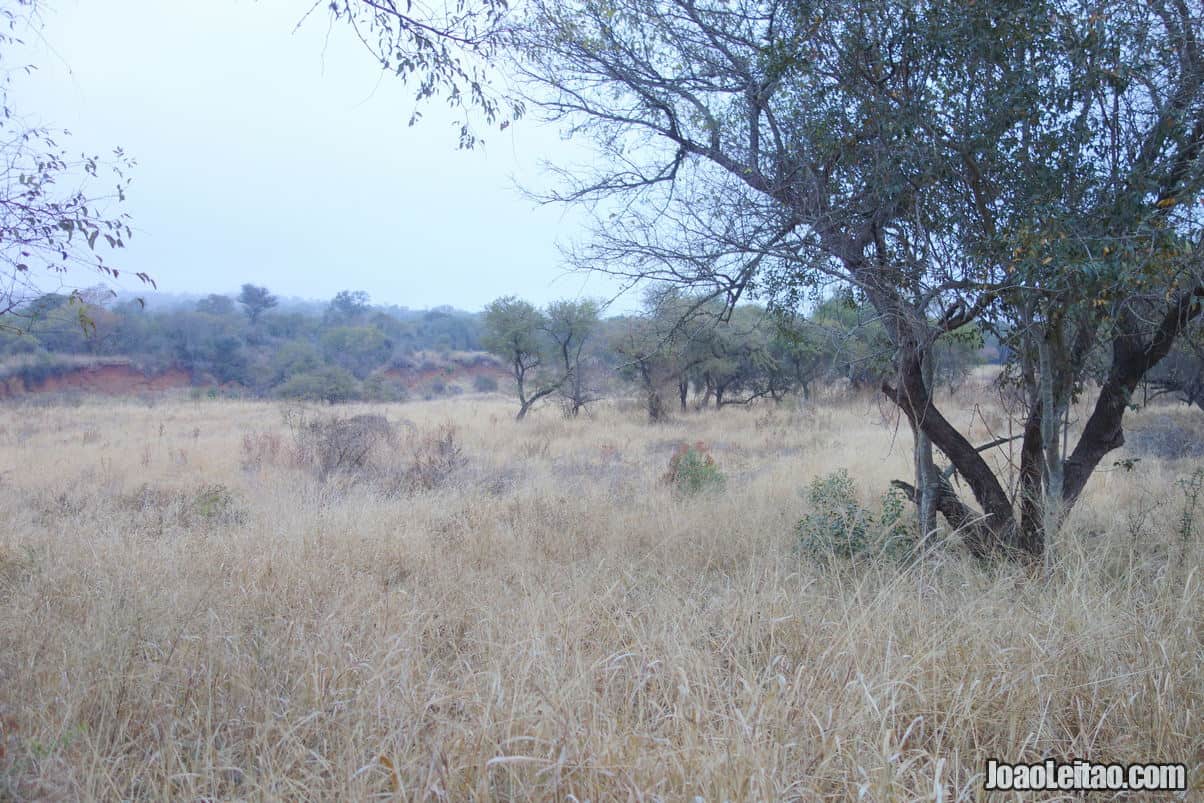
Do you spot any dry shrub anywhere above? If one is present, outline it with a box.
[0,544,29,590]
[191,484,243,525]
[116,483,245,534]
[520,438,551,459]
[371,423,468,495]
[290,412,397,480]
[1127,414,1204,461]
[250,410,462,495]
[753,407,780,431]
[31,491,87,526]
[402,423,466,492]
[240,430,284,471]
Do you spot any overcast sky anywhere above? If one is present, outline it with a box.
[11,0,624,312]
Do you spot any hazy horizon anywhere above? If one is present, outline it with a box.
[10,0,633,314]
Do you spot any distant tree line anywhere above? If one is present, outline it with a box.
[0,285,485,402]
[0,282,995,410]
[481,286,990,420]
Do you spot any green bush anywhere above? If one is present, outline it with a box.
[192,484,243,524]
[14,355,66,389]
[268,341,321,385]
[362,374,409,403]
[664,441,725,495]
[795,470,914,562]
[275,366,360,404]
[320,326,392,379]
[473,374,499,392]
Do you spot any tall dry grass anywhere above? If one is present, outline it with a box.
[0,390,1199,800]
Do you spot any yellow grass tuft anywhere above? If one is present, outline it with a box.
[0,392,1199,799]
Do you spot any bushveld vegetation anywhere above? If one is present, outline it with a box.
[1,0,1203,796]
[0,387,1200,799]
[0,286,989,409]
[0,289,489,403]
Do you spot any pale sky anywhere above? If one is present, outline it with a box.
[11,0,623,312]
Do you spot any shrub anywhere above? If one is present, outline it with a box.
[275,366,360,404]
[240,430,284,471]
[1176,467,1204,547]
[473,374,499,393]
[1128,415,1204,461]
[281,410,464,494]
[14,356,66,389]
[192,484,243,525]
[664,441,725,495]
[290,412,396,480]
[116,484,245,534]
[320,326,391,379]
[362,374,409,403]
[795,470,914,562]
[400,424,466,492]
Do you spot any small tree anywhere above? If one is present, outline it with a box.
[610,291,709,420]
[692,305,790,408]
[611,315,674,421]
[482,296,558,419]
[196,294,236,316]
[320,325,392,379]
[0,1,148,331]
[545,298,601,415]
[237,284,278,325]
[325,290,371,324]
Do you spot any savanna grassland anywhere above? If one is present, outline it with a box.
[0,387,1200,801]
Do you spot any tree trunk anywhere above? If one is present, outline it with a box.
[1038,339,1065,570]
[648,390,664,421]
[1017,400,1045,555]
[914,353,939,541]
[1064,296,1202,506]
[884,348,1023,558]
[515,385,558,421]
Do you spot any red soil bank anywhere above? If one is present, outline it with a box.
[0,363,192,399]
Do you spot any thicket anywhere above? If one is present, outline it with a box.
[0,287,995,409]
[0,291,484,401]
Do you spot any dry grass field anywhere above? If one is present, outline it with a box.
[0,388,1200,800]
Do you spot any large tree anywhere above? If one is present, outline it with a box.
[517,0,1204,559]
